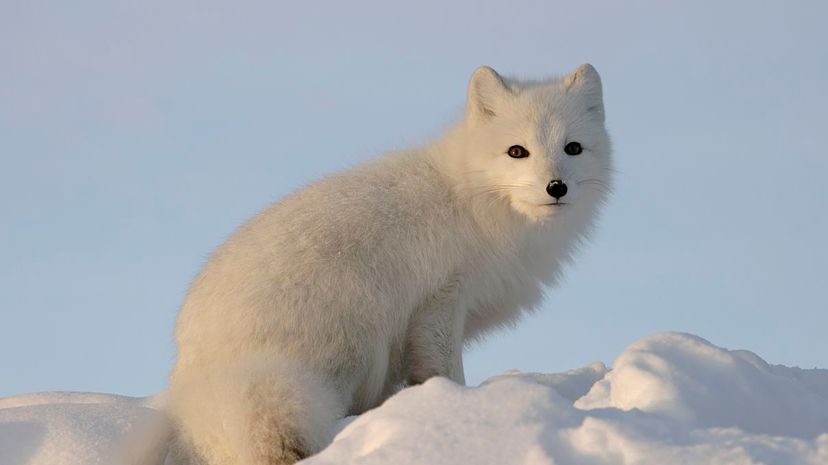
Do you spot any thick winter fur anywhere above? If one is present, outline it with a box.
[167,64,613,464]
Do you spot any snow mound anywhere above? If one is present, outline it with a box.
[0,392,168,465]
[2,332,827,465]
[306,332,828,465]
[576,332,828,437]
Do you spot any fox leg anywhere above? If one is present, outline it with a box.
[404,280,466,386]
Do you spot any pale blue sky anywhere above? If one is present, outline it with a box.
[1,1,826,397]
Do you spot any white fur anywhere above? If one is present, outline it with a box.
[167,64,613,464]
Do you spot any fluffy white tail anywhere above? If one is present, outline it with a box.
[167,353,343,465]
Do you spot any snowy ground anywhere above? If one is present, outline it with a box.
[2,332,827,465]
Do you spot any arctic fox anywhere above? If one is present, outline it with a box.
[167,64,612,465]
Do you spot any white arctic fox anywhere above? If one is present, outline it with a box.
[167,64,612,464]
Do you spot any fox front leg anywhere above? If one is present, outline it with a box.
[404,280,466,386]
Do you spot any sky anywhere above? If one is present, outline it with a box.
[1,1,826,397]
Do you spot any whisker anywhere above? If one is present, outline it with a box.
[455,184,536,196]
[577,179,611,187]
[576,179,612,195]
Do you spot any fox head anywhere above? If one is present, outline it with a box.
[447,64,612,227]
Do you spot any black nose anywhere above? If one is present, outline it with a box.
[546,180,568,199]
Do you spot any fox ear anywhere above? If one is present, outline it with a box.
[564,64,605,122]
[466,66,510,122]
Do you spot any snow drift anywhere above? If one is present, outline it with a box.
[2,332,827,465]
[0,392,168,465]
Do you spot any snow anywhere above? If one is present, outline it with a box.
[0,393,168,465]
[2,332,827,465]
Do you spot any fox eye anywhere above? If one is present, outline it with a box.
[507,145,530,159]
[564,141,583,156]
